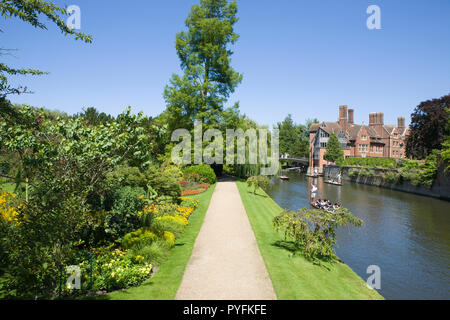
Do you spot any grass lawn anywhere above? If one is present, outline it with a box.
[236,181,383,300]
[91,184,216,300]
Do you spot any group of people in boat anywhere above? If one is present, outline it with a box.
[312,199,341,212]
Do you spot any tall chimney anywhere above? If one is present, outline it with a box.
[348,109,354,124]
[398,117,405,130]
[378,112,384,126]
[338,105,348,129]
[369,113,376,126]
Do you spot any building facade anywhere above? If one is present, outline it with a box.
[308,105,409,172]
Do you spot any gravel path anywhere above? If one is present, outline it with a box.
[175,179,277,300]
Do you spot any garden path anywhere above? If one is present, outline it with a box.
[175,178,277,300]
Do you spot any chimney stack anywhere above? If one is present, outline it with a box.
[398,117,405,130]
[338,105,348,129]
[378,112,384,126]
[369,113,376,126]
[348,109,354,124]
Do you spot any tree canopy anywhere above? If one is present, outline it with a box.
[324,133,344,164]
[277,115,310,158]
[0,0,92,120]
[163,0,242,131]
[406,94,450,159]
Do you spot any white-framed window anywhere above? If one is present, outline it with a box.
[320,142,327,148]
[358,144,369,153]
[376,146,383,153]
[361,134,367,141]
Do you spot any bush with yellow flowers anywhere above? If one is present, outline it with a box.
[0,192,20,222]
[77,247,152,293]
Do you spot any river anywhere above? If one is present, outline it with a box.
[267,171,450,300]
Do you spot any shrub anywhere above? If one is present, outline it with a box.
[382,171,400,184]
[348,168,360,179]
[183,164,217,185]
[146,165,182,200]
[127,240,171,266]
[246,176,271,194]
[163,231,175,247]
[121,228,158,249]
[78,248,152,293]
[155,216,185,239]
[106,165,147,190]
[104,186,146,239]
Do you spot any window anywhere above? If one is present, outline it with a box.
[358,144,368,153]
[370,145,374,153]
[361,135,367,141]
[320,130,329,138]
[376,146,383,153]
[320,142,327,148]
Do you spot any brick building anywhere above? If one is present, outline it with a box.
[308,105,409,172]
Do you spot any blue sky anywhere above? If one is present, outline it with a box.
[2,0,450,127]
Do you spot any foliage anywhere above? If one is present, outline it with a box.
[163,0,242,130]
[246,176,271,194]
[406,94,450,159]
[78,248,152,293]
[0,0,91,107]
[182,164,217,184]
[104,187,146,239]
[382,171,400,184]
[121,228,158,250]
[106,165,148,192]
[146,165,182,200]
[126,240,171,267]
[75,107,115,126]
[273,208,363,263]
[155,216,186,239]
[348,168,360,179]
[324,134,344,165]
[277,114,310,158]
[441,108,450,171]
[342,157,397,169]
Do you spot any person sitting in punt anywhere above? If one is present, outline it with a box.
[333,203,341,210]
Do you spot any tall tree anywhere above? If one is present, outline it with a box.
[277,115,310,157]
[406,94,450,159]
[324,133,344,164]
[163,0,242,131]
[0,0,92,120]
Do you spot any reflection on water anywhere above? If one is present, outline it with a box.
[268,172,450,300]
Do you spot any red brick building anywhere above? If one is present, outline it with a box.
[308,105,409,172]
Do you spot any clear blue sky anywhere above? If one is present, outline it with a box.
[3,0,450,127]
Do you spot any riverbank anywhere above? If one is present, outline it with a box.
[236,180,383,300]
[324,164,450,201]
[89,185,216,300]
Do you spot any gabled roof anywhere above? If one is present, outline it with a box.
[320,122,343,135]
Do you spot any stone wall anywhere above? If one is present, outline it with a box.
[323,164,450,201]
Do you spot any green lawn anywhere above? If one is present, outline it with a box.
[91,184,216,300]
[236,181,383,300]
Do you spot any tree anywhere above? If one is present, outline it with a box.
[0,0,92,120]
[273,208,363,262]
[441,108,450,171]
[406,94,450,159]
[277,115,310,158]
[324,134,344,164]
[163,0,242,131]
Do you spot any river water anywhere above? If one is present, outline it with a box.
[267,171,450,300]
